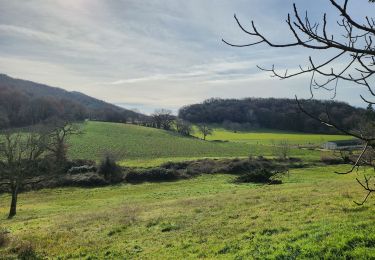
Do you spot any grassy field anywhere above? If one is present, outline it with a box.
[0,165,374,259]
[196,127,353,145]
[67,121,348,166]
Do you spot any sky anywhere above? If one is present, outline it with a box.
[0,0,373,114]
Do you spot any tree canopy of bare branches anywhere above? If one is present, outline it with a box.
[45,120,82,172]
[0,131,48,218]
[151,109,175,130]
[223,0,375,204]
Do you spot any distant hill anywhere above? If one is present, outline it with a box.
[179,98,367,134]
[0,74,145,128]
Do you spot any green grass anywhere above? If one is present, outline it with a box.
[68,121,261,162]
[197,127,353,145]
[1,165,374,259]
[68,121,343,166]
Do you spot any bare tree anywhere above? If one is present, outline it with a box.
[0,131,48,218]
[223,0,375,204]
[197,124,213,140]
[151,109,175,130]
[175,119,193,136]
[274,140,291,160]
[46,120,82,172]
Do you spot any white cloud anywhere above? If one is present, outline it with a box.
[0,0,371,113]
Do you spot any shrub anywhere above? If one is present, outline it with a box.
[320,156,343,165]
[235,168,284,184]
[186,159,216,175]
[99,156,122,183]
[63,173,108,187]
[218,158,277,174]
[175,119,193,136]
[125,168,184,183]
[161,161,189,170]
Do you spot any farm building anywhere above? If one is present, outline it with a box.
[322,139,363,150]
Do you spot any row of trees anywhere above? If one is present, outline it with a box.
[179,98,364,134]
[138,109,213,140]
[0,120,79,218]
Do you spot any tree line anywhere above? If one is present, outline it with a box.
[137,109,214,140]
[178,98,365,134]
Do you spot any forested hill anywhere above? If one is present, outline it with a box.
[0,74,145,128]
[179,98,366,134]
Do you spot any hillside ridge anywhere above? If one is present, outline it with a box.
[0,74,145,128]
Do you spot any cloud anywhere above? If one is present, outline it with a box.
[0,0,371,114]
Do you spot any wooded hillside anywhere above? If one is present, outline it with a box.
[179,98,365,134]
[0,74,145,128]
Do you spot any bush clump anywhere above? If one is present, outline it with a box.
[125,168,186,183]
[320,156,344,165]
[62,173,108,187]
[99,156,123,183]
[235,168,284,184]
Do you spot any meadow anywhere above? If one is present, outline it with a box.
[0,165,374,259]
[67,121,349,166]
[1,121,372,259]
[199,127,353,145]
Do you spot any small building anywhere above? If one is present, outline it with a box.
[322,139,363,150]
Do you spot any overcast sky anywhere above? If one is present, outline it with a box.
[0,0,372,114]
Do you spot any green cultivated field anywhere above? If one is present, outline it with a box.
[0,166,374,259]
[67,121,349,166]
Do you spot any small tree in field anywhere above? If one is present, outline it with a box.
[0,131,48,218]
[46,120,81,172]
[175,119,193,136]
[197,124,213,140]
[151,109,175,130]
[274,140,291,160]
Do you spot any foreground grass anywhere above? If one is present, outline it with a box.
[68,121,331,164]
[0,165,374,259]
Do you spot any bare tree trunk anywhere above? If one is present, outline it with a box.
[8,185,18,219]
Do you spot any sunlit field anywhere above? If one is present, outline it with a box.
[197,127,353,145]
[67,121,348,166]
[1,165,374,259]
